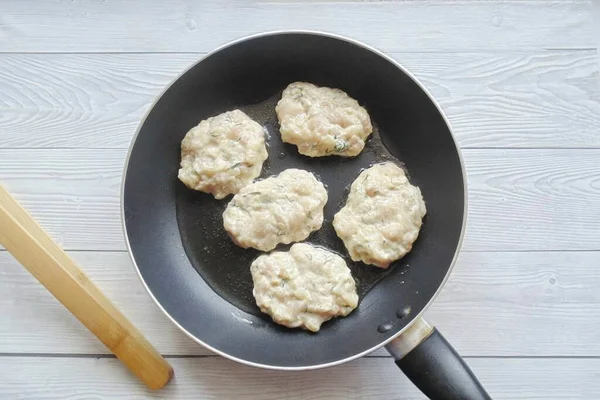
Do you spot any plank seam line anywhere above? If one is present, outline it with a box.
[544,47,597,51]
[1,354,599,360]
[0,49,595,56]
[0,353,211,359]
[461,147,600,151]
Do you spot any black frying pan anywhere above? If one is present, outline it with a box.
[122,32,490,399]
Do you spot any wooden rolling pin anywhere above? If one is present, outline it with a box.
[0,185,173,390]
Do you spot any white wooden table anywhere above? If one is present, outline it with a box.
[1,1,599,398]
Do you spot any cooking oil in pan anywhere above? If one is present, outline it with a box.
[176,92,411,316]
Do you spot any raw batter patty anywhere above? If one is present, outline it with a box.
[251,243,359,332]
[178,109,268,199]
[222,169,328,251]
[275,82,373,157]
[333,162,426,268]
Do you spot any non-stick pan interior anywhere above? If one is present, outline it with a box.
[123,32,465,368]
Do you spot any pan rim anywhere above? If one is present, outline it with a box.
[120,30,468,371]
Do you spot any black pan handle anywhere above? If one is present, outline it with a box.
[386,318,491,400]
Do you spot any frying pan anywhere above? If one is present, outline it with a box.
[122,32,490,399]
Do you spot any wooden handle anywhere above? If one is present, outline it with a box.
[0,186,173,390]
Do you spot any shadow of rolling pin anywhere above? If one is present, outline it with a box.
[0,185,173,390]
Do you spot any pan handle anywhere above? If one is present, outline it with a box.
[385,318,491,400]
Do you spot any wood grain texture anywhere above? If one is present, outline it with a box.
[1,250,599,356]
[0,1,593,53]
[0,149,125,250]
[1,51,599,149]
[1,148,598,252]
[0,0,596,397]
[0,187,173,390]
[1,357,600,399]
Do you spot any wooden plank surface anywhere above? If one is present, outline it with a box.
[1,0,597,397]
[0,1,594,53]
[1,148,599,252]
[0,187,174,390]
[1,357,600,399]
[1,51,599,149]
[2,250,599,357]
